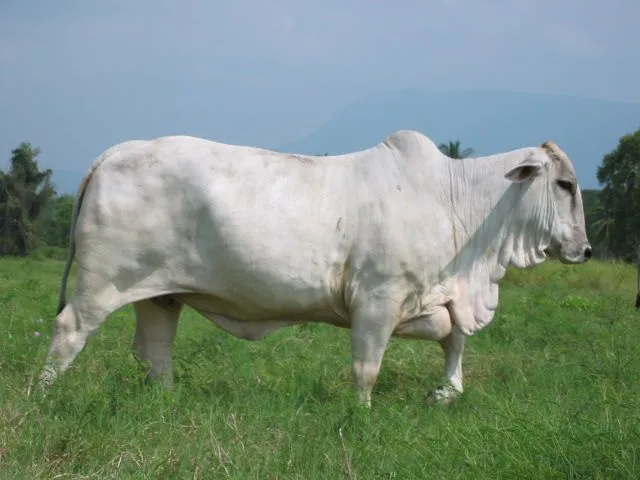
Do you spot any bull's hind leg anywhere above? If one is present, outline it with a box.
[38,298,112,389]
[132,296,183,388]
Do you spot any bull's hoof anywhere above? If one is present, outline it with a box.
[37,366,56,391]
[426,384,461,406]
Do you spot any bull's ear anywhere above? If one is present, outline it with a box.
[504,155,544,183]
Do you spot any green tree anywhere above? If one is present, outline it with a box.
[596,128,640,261]
[0,142,55,255]
[438,140,474,159]
[39,194,74,248]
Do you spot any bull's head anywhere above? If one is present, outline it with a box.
[504,141,592,265]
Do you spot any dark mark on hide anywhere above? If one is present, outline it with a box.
[292,154,315,165]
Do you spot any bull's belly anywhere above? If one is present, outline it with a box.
[168,292,453,342]
[172,292,350,340]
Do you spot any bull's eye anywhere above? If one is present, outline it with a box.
[556,180,574,194]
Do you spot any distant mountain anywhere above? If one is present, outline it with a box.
[277,89,640,189]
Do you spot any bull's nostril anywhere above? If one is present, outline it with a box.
[584,246,592,259]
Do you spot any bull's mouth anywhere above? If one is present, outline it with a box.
[558,254,586,264]
[558,250,592,264]
[543,246,591,264]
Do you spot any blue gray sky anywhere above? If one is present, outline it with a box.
[1,0,639,189]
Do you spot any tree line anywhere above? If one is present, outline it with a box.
[1,131,639,262]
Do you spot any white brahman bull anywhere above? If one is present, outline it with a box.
[38,130,591,406]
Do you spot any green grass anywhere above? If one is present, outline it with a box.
[1,257,639,479]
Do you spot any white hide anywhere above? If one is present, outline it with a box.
[39,130,591,405]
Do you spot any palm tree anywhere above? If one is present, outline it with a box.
[589,200,614,259]
[438,140,474,159]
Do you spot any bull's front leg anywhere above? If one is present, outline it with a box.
[350,300,397,408]
[427,324,465,405]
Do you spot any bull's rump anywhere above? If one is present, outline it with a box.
[73,136,364,318]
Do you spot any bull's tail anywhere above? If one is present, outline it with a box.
[56,182,89,315]
[636,253,640,310]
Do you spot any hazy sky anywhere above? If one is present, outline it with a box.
[1,0,639,182]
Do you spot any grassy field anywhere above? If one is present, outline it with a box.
[1,256,639,479]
